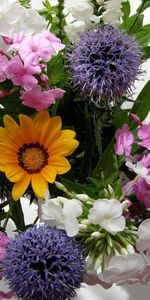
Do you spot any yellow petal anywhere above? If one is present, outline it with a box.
[44,116,62,148]
[49,138,79,157]
[48,156,71,174]
[31,173,48,199]
[19,114,36,143]
[59,129,76,139]
[6,167,25,183]
[12,174,31,201]
[41,165,57,183]
[3,115,25,146]
[34,110,50,144]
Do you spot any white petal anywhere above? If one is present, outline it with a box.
[108,199,123,218]
[41,200,64,224]
[63,199,82,218]
[100,216,125,234]
[65,217,79,237]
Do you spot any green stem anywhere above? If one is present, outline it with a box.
[56,0,66,42]
[2,201,14,231]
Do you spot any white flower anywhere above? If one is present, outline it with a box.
[64,21,86,42]
[0,0,47,37]
[103,0,126,25]
[125,159,150,184]
[41,196,83,237]
[64,0,99,41]
[98,254,146,285]
[136,219,150,252]
[64,0,94,22]
[88,198,125,234]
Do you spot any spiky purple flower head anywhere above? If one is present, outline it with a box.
[3,225,85,300]
[68,26,142,104]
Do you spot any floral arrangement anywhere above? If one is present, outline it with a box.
[1,0,150,299]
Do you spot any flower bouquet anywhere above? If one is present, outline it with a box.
[1,0,150,299]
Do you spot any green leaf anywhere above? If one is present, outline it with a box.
[0,212,7,221]
[137,0,150,13]
[112,178,123,198]
[112,111,129,128]
[60,177,96,198]
[129,80,150,128]
[92,140,118,183]
[134,24,150,46]
[121,0,131,21]
[143,46,150,59]
[47,53,68,86]
[121,13,144,34]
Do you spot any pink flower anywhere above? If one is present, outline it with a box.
[6,55,41,90]
[134,178,150,208]
[0,291,13,300]
[138,123,150,150]
[0,54,9,82]
[0,232,10,279]
[130,114,142,126]
[8,32,24,52]
[20,85,65,111]
[114,124,134,156]
[42,31,65,54]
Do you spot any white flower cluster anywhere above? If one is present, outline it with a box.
[64,0,99,41]
[86,219,150,286]
[0,0,47,37]
[103,0,126,25]
[40,191,125,236]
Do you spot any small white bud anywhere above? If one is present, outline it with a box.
[120,247,128,255]
[79,224,87,230]
[91,231,101,239]
[126,244,135,254]
[76,194,91,202]
[86,256,95,270]
[81,219,91,225]
[94,255,103,270]
[122,199,132,210]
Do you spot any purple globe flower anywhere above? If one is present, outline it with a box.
[3,225,85,300]
[69,26,141,104]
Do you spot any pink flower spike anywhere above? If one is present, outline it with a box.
[138,123,150,150]
[6,55,41,91]
[0,54,9,82]
[21,85,65,111]
[114,124,134,156]
[130,114,142,126]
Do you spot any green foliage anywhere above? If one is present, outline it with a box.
[129,80,150,128]
[121,0,131,21]
[40,0,68,42]
[137,0,150,13]
[18,0,31,8]
[47,53,68,87]
[60,177,96,198]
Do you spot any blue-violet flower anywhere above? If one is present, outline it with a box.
[69,26,141,104]
[3,224,85,300]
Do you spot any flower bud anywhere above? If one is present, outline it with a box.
[76,194,91,202]
[91,231,101,239]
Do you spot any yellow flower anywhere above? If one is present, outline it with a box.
[0,111,79,200]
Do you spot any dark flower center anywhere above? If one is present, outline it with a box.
[17,142,49,174]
